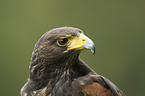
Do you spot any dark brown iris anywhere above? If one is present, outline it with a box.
[57,38,69,46]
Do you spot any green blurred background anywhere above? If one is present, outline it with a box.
[0,0,145,96]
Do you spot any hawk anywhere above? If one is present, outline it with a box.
[21,27,125,96]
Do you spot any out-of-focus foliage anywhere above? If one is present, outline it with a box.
[0,0,145,96]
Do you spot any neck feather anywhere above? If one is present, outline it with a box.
[28,50,94,93]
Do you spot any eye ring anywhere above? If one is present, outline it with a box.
[57,38,69,46]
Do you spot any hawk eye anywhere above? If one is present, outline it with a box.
[57,38,69,46]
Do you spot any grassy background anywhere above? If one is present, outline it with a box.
[0,0,145,96]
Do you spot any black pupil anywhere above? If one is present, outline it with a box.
[58,38,68,45]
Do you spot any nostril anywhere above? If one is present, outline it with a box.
[82,39,86,41]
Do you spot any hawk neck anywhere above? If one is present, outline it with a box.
[24,53,95,95]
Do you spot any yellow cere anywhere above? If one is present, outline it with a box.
[67,33,88,51]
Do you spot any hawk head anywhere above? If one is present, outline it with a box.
[33,27,95,58]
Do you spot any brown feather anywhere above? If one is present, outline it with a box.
[82,82,114,96]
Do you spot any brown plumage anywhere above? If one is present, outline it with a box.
[21,27,125,96]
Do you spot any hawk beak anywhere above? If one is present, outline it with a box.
[67,33,95,54]
[82,37,95,54]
